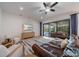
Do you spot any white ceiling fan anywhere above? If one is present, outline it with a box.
[39,2,58,15]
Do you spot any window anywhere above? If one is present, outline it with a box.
[57,20,70,36]
[43,24,49,37]
[43,19,70,37]
[43,23,57,37]
[50,23,56,33]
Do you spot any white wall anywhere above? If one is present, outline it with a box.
[0,9,2,39]
[42,14,70,23]
[0,10,71,39]
[1,12,40,39]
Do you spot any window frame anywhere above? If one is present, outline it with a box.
[43,19,70,37]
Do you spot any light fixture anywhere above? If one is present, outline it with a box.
[46,8,50,12]
[20,6,23,11]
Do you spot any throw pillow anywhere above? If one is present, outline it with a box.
[61,38,68,49]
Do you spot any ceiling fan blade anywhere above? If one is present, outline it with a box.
[43,2,47,8]
[50,2,58,8]
[39,10,45,12]
[50,9,55,12]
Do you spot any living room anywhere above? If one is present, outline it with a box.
[0,2,79,57]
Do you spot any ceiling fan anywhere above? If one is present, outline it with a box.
[39,2,58,15]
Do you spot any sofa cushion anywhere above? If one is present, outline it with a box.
[13,37,20,44]
[49,38,63,48]
[0,45,9,57]
[8,44,20,54]
[51,32,67,39]
[7,44,23,57]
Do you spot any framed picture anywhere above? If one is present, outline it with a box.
[22,24,33,32]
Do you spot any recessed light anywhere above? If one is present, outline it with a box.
[20,6,23,11]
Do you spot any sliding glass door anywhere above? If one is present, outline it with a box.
[43,19,70,37]
[49,23,57,36]
[43,23,56,37]
[57,20,70,36]
[50,23,56,33]
[43,24,50,37]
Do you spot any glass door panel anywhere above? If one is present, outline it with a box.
[57,21,69,36]
[50,23,56,33]
[49,23,56,37]
[43,24,49,37]
[43,20,70,37]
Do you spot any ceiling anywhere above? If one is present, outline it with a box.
[0,2,79,21]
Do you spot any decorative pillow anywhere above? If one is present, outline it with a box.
[2,38,12,45]
[61,38,68,49]
[2,38,14,48]
[74,36,79,48]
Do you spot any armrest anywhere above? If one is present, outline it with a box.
[7,44,23,57]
